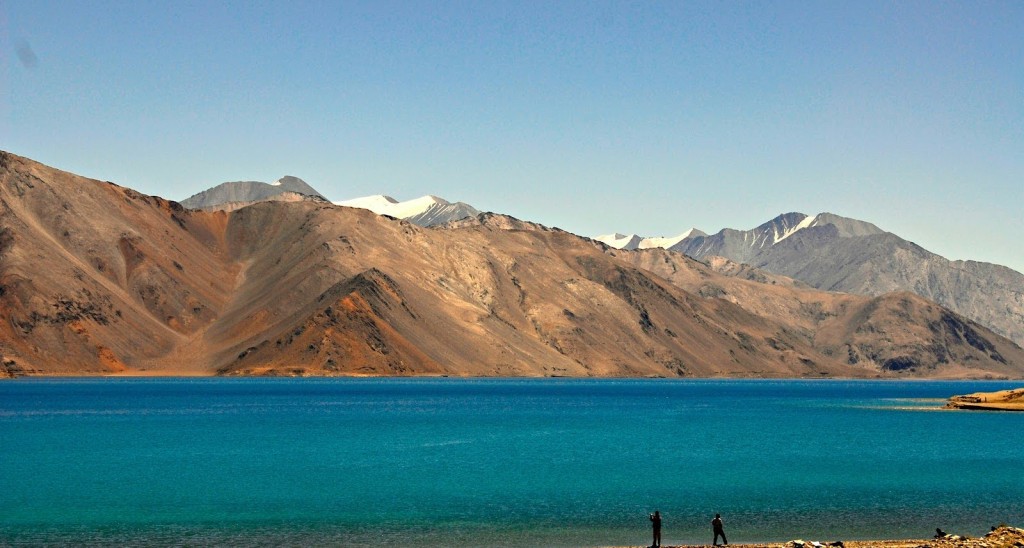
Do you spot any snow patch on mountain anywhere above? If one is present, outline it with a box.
[408,202,481,227]
[773,213,820,244]
[335,194,480,226]
[594,233,644,250]
[640,228,706,250]
[335,194,448,219]
[595,228,706,251]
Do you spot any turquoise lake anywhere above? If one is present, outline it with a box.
[1,378,1022,546]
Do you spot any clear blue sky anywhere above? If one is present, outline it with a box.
[3,1,1022,273]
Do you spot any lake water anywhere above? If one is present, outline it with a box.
[1,378,1021,546]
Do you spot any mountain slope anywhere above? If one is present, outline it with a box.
[207,204,861,378]
[686,217,1024,346]
[0,152,237,375]
[613,249,1024,377]
[2,151,1022,378]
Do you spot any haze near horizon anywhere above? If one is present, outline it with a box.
[2,1,1021,273]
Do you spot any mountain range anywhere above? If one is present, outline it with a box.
[598,212,1024,347]
[593,228,708,251]
[181,178,481,227]
[2,151,1022,378]
[188,177,1023,349]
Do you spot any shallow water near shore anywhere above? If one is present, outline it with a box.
[1,378,1022,546]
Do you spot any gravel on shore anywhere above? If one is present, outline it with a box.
[617,525,1024,548]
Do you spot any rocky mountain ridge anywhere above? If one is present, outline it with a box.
[600,212,1024,346]
[2,151,1022,378]
[182,178,1023,348]
[181,176,326,210]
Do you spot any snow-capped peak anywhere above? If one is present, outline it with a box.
[593,233,644,250]
[400,195,450,214]
[595,228,705,251]
[335,194,399,213]
[638,228,704,249]
[335,194,452,219]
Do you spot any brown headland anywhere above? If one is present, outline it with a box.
[946,387,1024,411]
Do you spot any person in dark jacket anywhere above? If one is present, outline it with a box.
[712,513,728,545]
[649,510,662,547]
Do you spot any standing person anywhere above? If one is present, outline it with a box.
[712,513,728,545]
[649,510,662,548]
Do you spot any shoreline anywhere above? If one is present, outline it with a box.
[945,387,1024,411]
[612,526,1024,548]
[613,543,927,548]
[2,374,1023,380]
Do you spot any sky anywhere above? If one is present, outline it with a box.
[2,1,1022,273]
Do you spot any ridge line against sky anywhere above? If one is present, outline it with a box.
[2,1,1022,273]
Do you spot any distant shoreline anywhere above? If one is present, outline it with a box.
[946,387,1024,411]
[2,374,1023,381]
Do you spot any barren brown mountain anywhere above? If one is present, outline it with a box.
[2,151,1022,378]
[619,251,1024,377]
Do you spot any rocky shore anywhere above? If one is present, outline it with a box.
[946,388,1024,411]
[619,525,1024,548]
